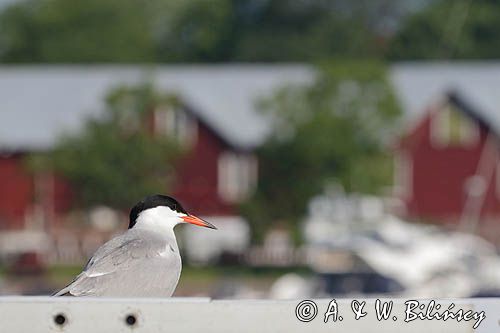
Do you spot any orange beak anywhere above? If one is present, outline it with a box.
[182,214,217,229]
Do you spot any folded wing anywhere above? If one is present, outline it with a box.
[54,231,158,296]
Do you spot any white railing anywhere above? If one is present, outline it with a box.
[0,297,498,332]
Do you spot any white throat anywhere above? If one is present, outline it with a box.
[132,206,184,236]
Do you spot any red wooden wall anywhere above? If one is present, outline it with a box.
[0,113,240,230]
[0,153,33,229]
[172,121,235,216]
[398,111,500,223]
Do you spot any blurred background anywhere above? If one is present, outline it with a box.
[1,0,500,299]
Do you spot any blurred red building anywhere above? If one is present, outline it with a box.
[391,63,500,242]
[0,65,311,232]
[395,93,500,221]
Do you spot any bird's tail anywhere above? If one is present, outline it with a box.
[52,282,74,296]
[52,288,71,296]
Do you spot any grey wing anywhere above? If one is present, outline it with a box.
[54,231,157,296]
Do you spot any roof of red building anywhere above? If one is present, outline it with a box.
[0,65,314,151]
[3,62,500,153]
[390,62,500,136]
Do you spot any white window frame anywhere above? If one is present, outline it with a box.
[218,152,257,203]
[496,162,500,201]
[459,112,479,147]
[154,107,197,146]
[394,151,412,200]
[430,104,479,148]
[430,107,450,148]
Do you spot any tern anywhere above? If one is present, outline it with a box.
[54,194,216,297]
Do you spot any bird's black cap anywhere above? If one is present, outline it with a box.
[129,194,188,229]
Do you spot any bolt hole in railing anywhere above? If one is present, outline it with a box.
[51,311,138,329]
[125,314,137,327]
[53,313,67,326]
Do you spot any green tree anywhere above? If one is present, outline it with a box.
[0,0,167,62]
[156,0,236,62]
[388,0,500,59]
[241,61,400,241]
[0,0,413,63]
[31,83,183,210]
[232,0,384,62]
[158,0,391,62]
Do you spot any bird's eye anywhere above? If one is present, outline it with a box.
[172,204,177,211]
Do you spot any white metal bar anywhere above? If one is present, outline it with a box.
[0,297,497,332]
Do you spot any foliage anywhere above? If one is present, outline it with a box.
[241,61,401,241]
[30,83,183,210]
[157,0,236,62]
[389,0,500,59]
[0,0,410,63]
[6,0,500,62]
[0,0,167,62]
[164,0,388,62]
